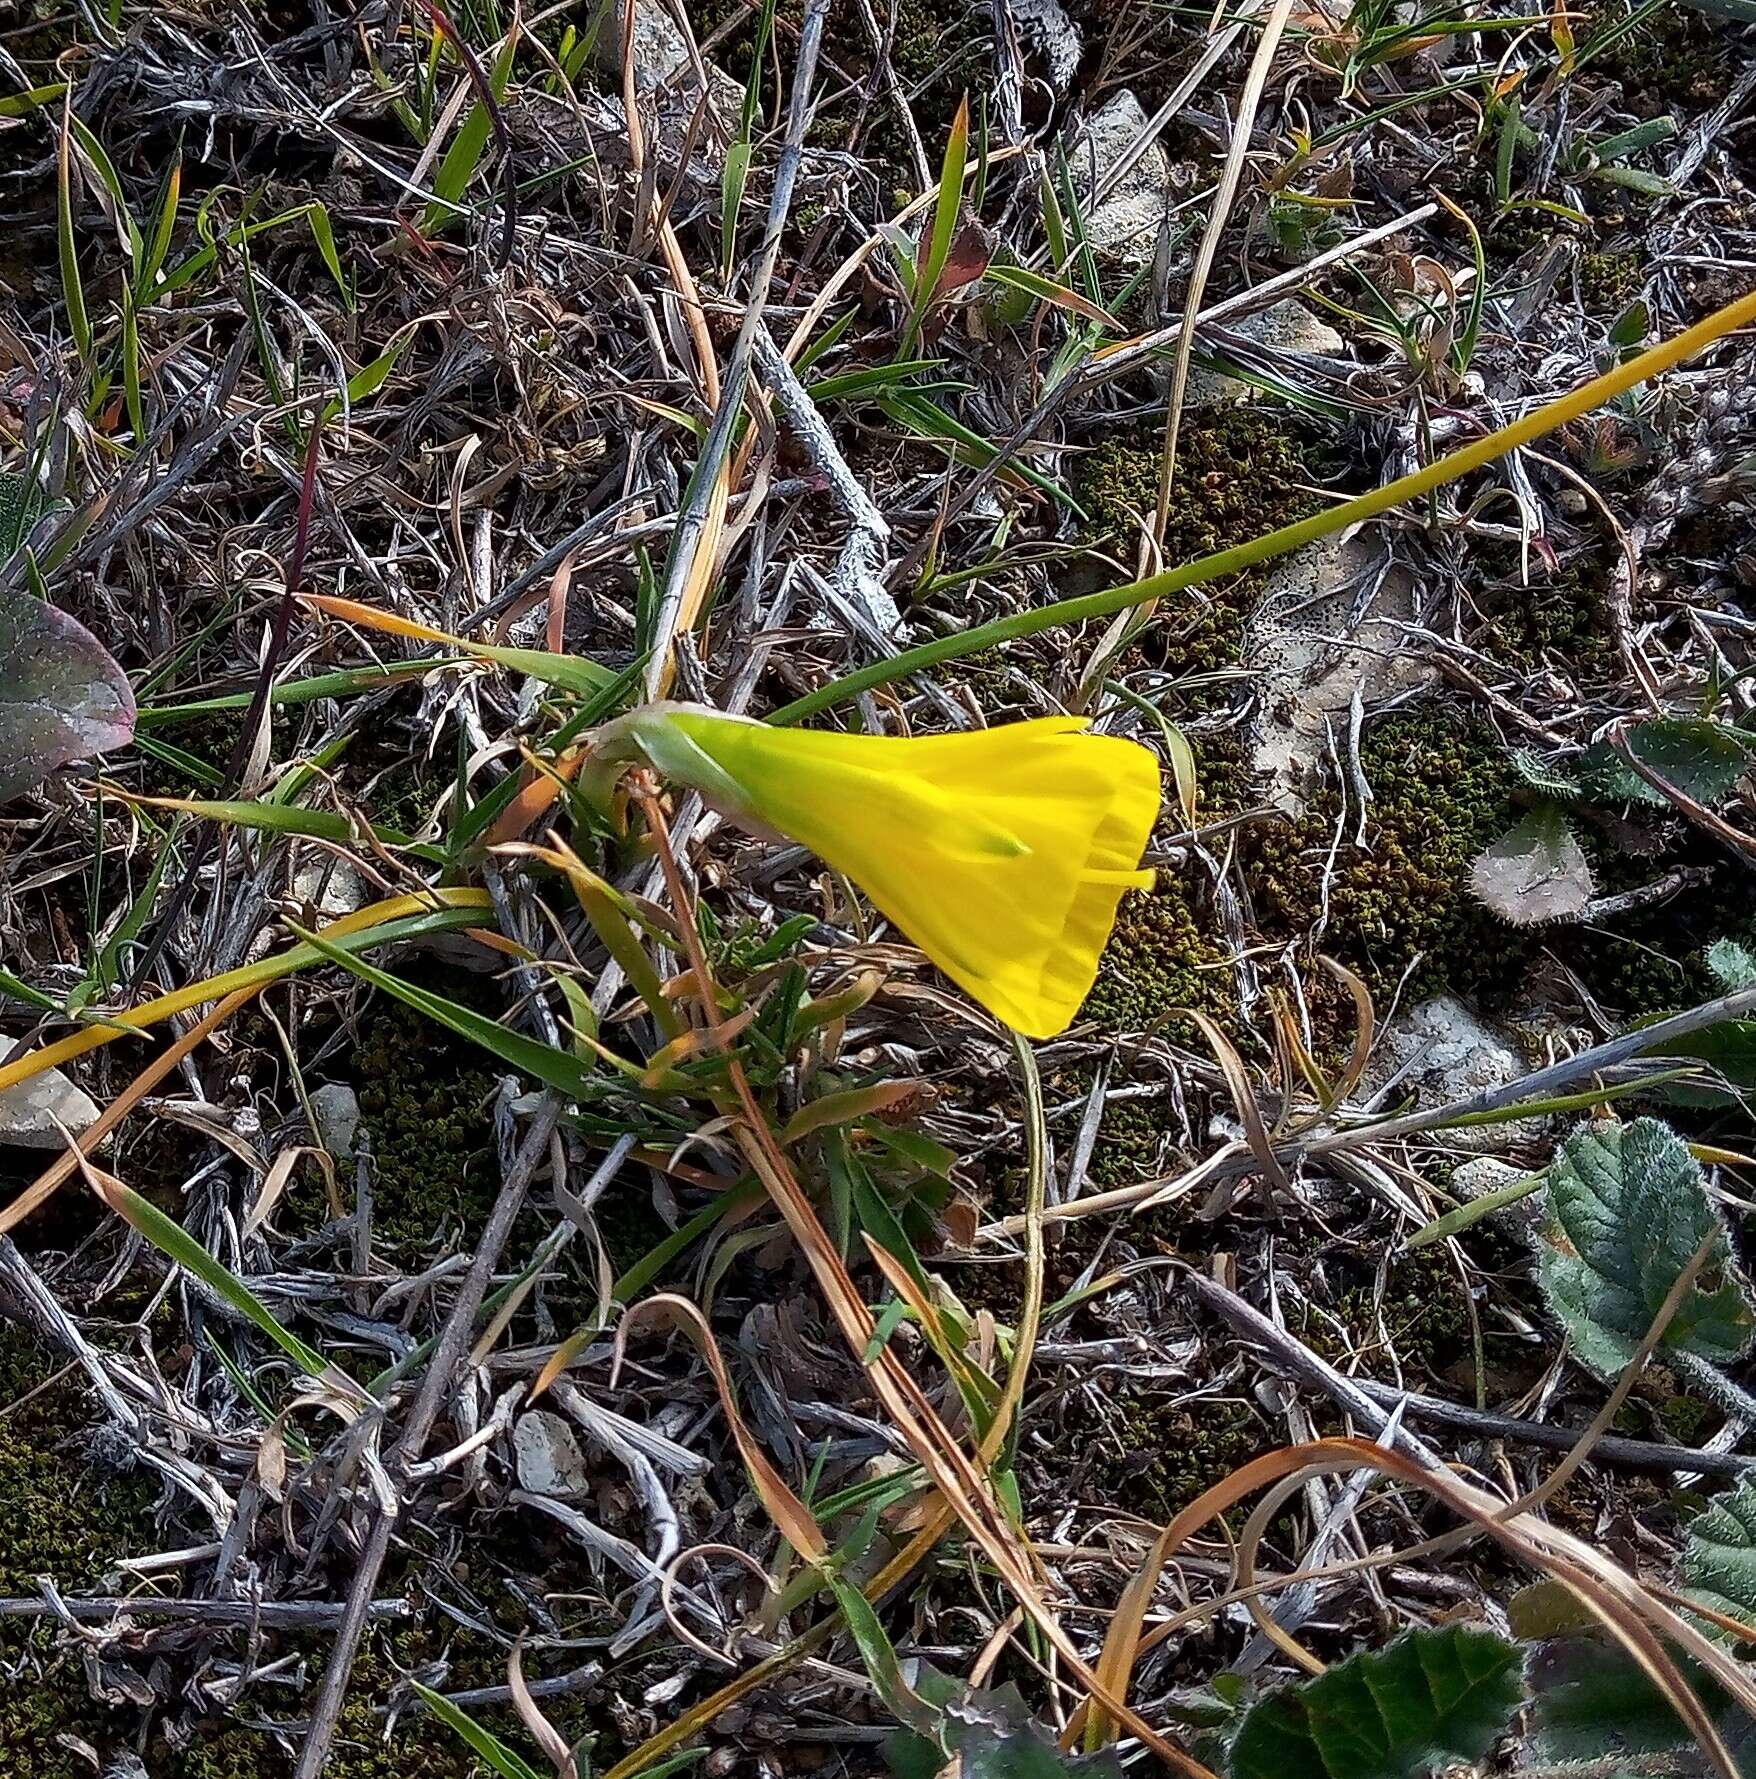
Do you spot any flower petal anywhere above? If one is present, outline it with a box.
[641,709,1161,1038]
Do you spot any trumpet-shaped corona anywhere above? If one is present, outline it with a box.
[599,704,1162,1039]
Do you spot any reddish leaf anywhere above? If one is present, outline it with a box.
[0,586,134,801]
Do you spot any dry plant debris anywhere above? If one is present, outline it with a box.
[3,0,1756,1773]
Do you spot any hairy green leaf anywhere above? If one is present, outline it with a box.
[1536,1116,1754,1377]
[0,584,136,802]
[1510,747,1583,799]
[884,1670,1126,1779]
[1577,718,1755,809]
[1526,1636,1756,1776]
[1226,1626,1523,1779]
[1684,1474,1756,1638]
[1707,939,1756,994]
[1468,806,1593,926]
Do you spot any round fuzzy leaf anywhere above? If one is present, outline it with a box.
[1577,718,1755,809]
[1684,1474,1756,1639]
[1536,1116,1754,1377]
[1706,938,1756,994]
[1226,1626,1523,1779]
[0,586,135,803]
[1469,807,1594,926]
[1526,1636,1756,1776]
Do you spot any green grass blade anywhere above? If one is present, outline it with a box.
[67,113,142,265]
[103,1177,331,1377]
[0,82,69,118]
[57,110,93,367]
[136,660,456,727]
[421,28,517,235]
[140,797,441,861]
[899,93,970,357]
[304,200,350,299]
[773,284,1756,722]
[877,390,1078,510]
[0,968,64,1014]
[318,337,411,426]
[409,1682,547,1779]
[290,923,600,1102]
[139,152,182,292]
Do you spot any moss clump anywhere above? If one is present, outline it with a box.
[1577,247,1646,316]
[323,987,666,1313]
[1558,857,1729,1022]
[342,998,505,1261]
[0,1659,125,1779]
[1076,410,1332,694]
[1306,1246,1476,1377]
[0,1326,163,1779]
[1604,5,1734,115]
[1048,1386,1269,1526]
[1084,888,1231,1037]
[1187,731,1257,821]
[0,1327,157,1598]
[1476,545,1617,679]
[2,1604,602,1779]
[357,762,444,840]
[1243,707,1525,1004]
[133,710,286,800]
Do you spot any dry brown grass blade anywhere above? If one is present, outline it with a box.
[1152,0,1298,544]
[861,1236,999,1435]
[1078,1515,1184,1752]
[615,1290,830,1562]
[1206,1224,1733,1677]
[483,747,586,850]
[656,454,731,698]
[1318,955,1375,1109]
[1077,0,1298,697]
[1063,1434,1752,1776]
[0,985,259,1237]
[508,1639,580,1779]
[618,0,720,409]
[631,785,1206,1773]
[1184,1008,1293,1198]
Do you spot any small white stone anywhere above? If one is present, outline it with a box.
[293,852,368,919]
[1245,531,1436,814]
[514,1409,589,1498]
[1184,302,1347,408]
[1370,996,1546,1152]
[596,0,741,121]
[1064,91,1184,266]
[307,1082,361,1162]
[0,1066,100,1150]
[1011,0,1081,93]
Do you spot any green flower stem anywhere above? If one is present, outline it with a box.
[769,286,1756,725]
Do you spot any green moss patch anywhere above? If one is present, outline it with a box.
[0,1327,157,1598]
[1244,707,1525,1004]
[346,998,505,1260]
[1077,410,1333,691]
[1036,1383,1270,1525]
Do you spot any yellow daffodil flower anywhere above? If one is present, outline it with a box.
[595,704,1161,1038]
